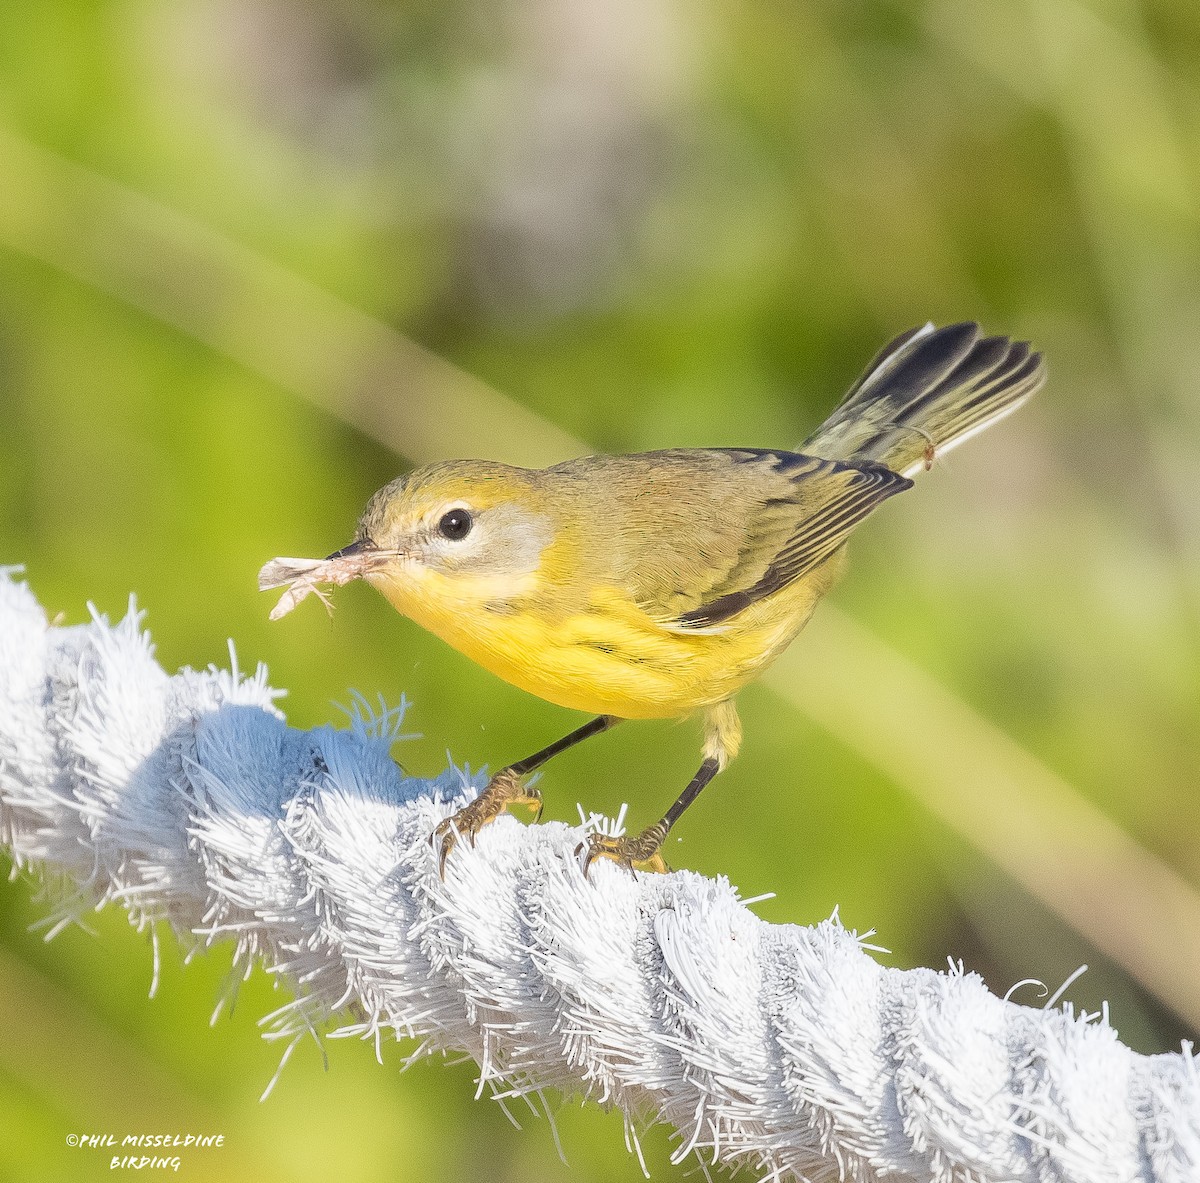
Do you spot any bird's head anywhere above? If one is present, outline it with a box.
[329,461,556,604]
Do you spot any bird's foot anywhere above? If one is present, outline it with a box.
[434,768,543,877]
[577,822,670,878]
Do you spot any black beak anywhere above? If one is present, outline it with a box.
[324,538,377,563]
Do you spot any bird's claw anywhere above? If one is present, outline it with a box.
[433,769,543,878]
[576,823,670,879]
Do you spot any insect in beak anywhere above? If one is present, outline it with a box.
[259,539,395,620]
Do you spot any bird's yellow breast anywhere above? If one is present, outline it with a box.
[368,555,838,719]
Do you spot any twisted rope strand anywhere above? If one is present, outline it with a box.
[1,570,1197,1182]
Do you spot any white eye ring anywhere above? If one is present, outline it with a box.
[437,508,473,541]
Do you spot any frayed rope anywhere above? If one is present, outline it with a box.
[1,569,1197,1182]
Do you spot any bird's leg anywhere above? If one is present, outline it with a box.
[435,714,619,876]
[579,700,742,875]
[580,757,721,874]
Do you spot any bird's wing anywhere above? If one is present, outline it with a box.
[623,449,912,628]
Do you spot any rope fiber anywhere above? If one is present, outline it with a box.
[1,569,1197,1182]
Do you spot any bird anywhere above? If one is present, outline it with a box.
[260,321,1044,876]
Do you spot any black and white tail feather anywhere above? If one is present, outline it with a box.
[805,322,1045,478]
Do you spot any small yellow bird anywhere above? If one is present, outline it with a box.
[261,322,1044,875]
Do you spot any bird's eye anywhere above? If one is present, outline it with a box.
[437,508,473,541]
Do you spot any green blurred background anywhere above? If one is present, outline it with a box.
[2,0,1199,1179]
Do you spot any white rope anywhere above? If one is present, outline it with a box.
[1,567,1197,1182]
